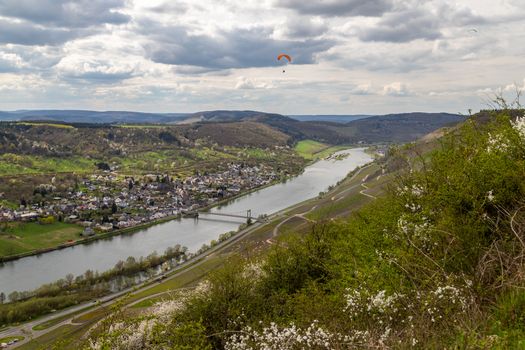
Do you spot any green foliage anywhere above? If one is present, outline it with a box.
[38,216,55,225]
[150,320,212,349]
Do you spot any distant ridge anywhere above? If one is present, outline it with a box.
[0,110,189,124]
[289,115,372,123]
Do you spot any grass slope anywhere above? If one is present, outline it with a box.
[294,139,349,160]
[0,222,82,257]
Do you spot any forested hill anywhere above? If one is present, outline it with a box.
[85,108,525,348]
[186,110,465,144]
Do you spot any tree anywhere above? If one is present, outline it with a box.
[111,202,118,214]
[0,292,5,304]
[128,180,134,190]
[8,291,19,302]
[65,273,74,286]
[38,216,55,225]
[96,162,110,171]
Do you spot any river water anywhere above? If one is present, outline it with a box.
[0,148,372,296]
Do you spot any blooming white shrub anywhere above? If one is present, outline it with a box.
[511,116,525,140]
[396,214,434,251]
[397,184,425,198]
[88,280,211,349]
[89,319,154,350]
[242,261,267,280]
[487,132,509,153]
[342,280,474,347]
[225,320,368,350]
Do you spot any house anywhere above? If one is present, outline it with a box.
[81,227,95,237]
[20,212,39,221]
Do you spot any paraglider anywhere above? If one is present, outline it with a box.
[277,53,291,73]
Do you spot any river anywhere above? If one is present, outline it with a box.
[0,148,373,296]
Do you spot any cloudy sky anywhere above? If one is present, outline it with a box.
[0,0,524,115]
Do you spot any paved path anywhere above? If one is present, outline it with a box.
[359,183,377,199]
[267,205,317,245]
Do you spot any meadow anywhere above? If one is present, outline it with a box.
[0,222,82,257]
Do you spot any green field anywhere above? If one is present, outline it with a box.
[18,122,74,129]
[0,222,83,257]
[294,140,349,160]
[0,154,97,176]
[117,124,166,129]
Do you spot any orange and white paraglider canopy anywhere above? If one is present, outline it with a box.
[277,54,291,73]
[277,54,292,62]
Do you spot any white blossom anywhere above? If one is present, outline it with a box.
[225,320,361,350]
[487,133,509,153]
[511,116,525,140]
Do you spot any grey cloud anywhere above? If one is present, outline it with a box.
[322,45,434,73]
[445,6,486,26]
[284,17,328,38]
[148,2,188,14]
[358,9,442,43]
[142,24,335,70]
[0,56,20,72]
[0,19,82,45]
[0,45,62,73]
[357,3,487,43]
[276,0,393,17]
[57,59,138,84]
[0,0,130,28]
[61,71,135,83]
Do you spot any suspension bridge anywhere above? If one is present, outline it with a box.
[183,209,265,222]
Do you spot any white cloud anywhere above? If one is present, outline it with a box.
[351,83,373,95]
[235,76,256,89]
[382,82,411,96]
[235,76,274,90]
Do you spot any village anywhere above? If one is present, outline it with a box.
[0,162,282,237]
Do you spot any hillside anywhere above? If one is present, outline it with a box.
[189,110,465,144]
[81,108,525,349]
[0,121,291,158]
[0,121,300,203]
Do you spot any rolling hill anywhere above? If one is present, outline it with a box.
[186,110,465,144]
[0,109,465,147]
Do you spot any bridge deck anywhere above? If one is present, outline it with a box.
[199,212,254,219]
